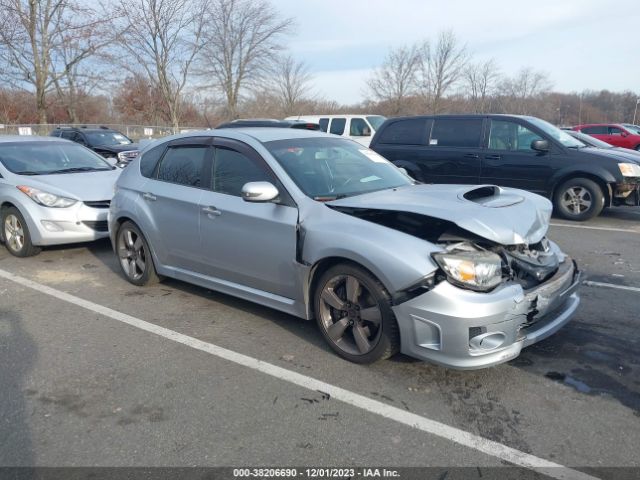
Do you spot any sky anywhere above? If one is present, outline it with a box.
[274,0,640,104]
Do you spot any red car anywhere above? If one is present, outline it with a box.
[573,123,640,151]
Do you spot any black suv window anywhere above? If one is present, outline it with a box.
[378,119,428,145]
[60,131,75,140]
[212,147,273,196]
[156,146,207,187]
[329,118,346,135]
[489,120,543,151]
[430,119,483,148]
[582,126,608,135]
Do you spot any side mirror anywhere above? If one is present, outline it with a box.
[531,139,550,152]
[241,181,279,203]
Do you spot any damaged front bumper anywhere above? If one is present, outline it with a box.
[392,258,580,369]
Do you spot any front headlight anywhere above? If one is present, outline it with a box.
[17,186,77,208]
[618,163,640,177]
[432,250,503,292]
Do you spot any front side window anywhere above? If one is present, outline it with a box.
[212,147,273,196]
[265,137,412,200]
[0,142,112,175]
[609,126,623,135]
[60,131,75,140]
[329,118,346,135]
[156,146,206,187]
[318,118,329,132]
[349,118,371,137]
[489,121,544,151]
[430,119,483,148]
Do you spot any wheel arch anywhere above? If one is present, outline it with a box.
[550,171,612,207]
[0,200,40,244]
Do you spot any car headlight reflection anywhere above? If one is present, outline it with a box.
[17,186,77,208]
[432,250,503,292]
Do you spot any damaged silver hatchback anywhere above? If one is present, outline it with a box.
[109,129,580,369]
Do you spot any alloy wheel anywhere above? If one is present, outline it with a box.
[318,274,383,356]
[561,186,592,215]
[4,214,25,253]
[118,228,147,281]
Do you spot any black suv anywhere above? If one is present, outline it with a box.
[50,126,140,165]
[370,114,640,220]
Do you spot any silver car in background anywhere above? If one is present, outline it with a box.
[109,129,580,368]
[0,136,120,257]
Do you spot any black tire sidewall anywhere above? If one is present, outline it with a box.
[554,178,604,221]
[1,207,40,257]
[314,263,399,364]
[117,221,159,286]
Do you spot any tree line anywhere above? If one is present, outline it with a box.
[0,1,637,129]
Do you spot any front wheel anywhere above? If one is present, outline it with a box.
[553,178,604,221]
[314,263,400,364]
[1,207,41,257]
[116,221,161,286]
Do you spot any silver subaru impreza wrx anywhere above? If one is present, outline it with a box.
[109,129,580,369]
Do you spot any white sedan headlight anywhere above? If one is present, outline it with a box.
[432,250,503,292]
[618,163,640,177]
[17,186,77,208]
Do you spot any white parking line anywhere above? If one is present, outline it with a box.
[583,280,640,293]
[0,267,598,480]
[550,223,639,233]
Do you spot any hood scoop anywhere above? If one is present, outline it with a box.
[459,185,525,208]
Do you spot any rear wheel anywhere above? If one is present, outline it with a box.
[635,145,640,151]
[116,221,161,286]
[314,263,400,364]
[1,207,41,257]
[554,178,604,221]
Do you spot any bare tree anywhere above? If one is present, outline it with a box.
[0,0,114,124]
[198,0,293,119]
[117,0,208,129]
[420,30,468,113]
[368,43,422,115]
[271,54,313,116]
[464,59,501,113]
[499,67,552,114]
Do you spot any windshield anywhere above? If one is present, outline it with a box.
[265,137,412,200]
[570,131,612,148]
[366,116,386,131]
[0,142,113,175]
[622,124,640,135]
[525,117,584,148]
[85,131,132,146]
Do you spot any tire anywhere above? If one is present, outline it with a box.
[553,178,604,221]
[1,206,41,257]
[635,145,640,151]
[314,263,400,364]
[116,221,161,286]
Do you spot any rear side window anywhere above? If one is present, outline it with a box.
[329,118,346,135]
[377,119,428,145]
[430,119,483,148]
[581,126,608,135]
[140,144,166,178]
[318,118,329,132]
[156,146,207,187]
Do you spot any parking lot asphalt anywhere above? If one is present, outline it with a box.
[0,208,639,476]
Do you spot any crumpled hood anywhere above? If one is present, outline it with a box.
[327,184,552,245]
[20,169,121,201]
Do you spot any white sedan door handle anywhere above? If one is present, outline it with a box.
[202,206,221,217]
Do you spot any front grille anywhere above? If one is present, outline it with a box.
[82,220,108,232]
[84,200,111,209]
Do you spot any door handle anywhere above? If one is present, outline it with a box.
[202,206,222,217]
[142,192,157,201]
[485,154,502,161]
[464,153,479,159]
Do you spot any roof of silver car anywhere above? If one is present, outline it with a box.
[0,135,71,144]
[158,127,335,145]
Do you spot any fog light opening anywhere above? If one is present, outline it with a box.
[41,220,64,232]
[469,331,507,351]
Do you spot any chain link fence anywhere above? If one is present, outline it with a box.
[0,123,206,141]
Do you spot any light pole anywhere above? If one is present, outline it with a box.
[634,98,640,125]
